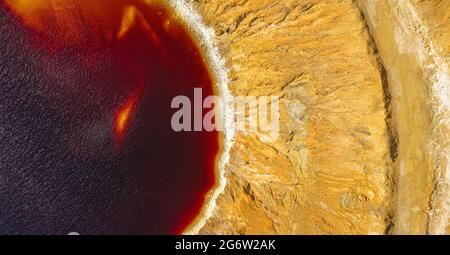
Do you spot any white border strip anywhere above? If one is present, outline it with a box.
[165,0,234,234]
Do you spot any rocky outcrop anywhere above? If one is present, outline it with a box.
[188,0,394,234]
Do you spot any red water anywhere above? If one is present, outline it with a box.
[1,0,218,234]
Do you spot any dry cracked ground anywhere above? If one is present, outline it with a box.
[187,0,450,235]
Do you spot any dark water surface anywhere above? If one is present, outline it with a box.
[0,1,218,234]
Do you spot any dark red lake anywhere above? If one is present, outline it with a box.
[0,0,218,234]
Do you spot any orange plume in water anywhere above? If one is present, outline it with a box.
[4,0,169,50]
[114,83,145,144]
[3,0,175,145]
